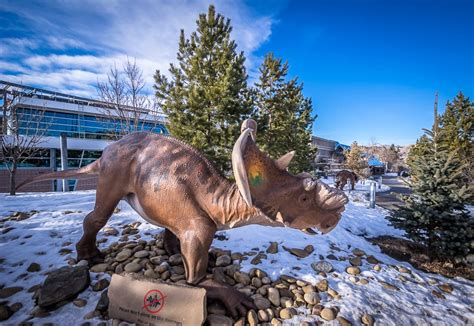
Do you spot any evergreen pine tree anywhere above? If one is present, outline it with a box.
[253,53,316,174]
[406,135,431,180]
[389,103,473,263]
[154,5,251,173]
[344,141,368,177]
[439,92,473,184]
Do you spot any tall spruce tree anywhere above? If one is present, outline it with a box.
[154,5,251,173]
[253,53,316,174]
[439,92,473,184]
[344,141,368,177]
[389,103,473,263]
[406,135,431,180]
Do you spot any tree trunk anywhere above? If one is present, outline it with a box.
[9,166,16,196]
[427,224,435,262]
[2,91,8,133]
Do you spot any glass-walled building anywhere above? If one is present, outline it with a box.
[311,136,350,173]
[0,80,168,192]
[16,107,165,140]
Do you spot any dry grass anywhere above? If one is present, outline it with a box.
[370,235,474,280]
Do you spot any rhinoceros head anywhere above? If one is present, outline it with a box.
[232,119,348,234]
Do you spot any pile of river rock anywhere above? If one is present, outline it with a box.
[2,220,455,325]
[79,224,369,326]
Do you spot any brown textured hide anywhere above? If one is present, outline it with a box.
[18,121,348,318]
[335,170,359,190]
[242,139,347,234]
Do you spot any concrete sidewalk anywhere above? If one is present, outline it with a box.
[375,175,412,211]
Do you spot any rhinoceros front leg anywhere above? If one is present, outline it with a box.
[197,278,256,318]
[177,218,255,319]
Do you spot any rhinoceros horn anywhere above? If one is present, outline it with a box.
[303,178,317,191]
[275,151,295,170]
[232,119,257,207]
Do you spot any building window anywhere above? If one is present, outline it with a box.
[0,148,51,168]
[54,149,102,169]
[16,107,167,140]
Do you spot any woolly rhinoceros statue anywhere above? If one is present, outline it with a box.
[19,119,348,317]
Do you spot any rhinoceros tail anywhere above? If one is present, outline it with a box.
[16,159,101,191]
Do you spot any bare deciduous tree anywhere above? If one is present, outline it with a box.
[378,144,402,172]
[1,87,50,195]
[97,58,160,138]
[365,142,403,173]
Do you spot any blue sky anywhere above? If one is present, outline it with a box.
[1,0,473,145]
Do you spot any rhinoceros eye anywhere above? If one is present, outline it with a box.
[299,194,310,205]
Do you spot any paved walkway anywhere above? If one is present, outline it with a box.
[375,175,412,211]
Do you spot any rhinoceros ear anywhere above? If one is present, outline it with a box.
[275,151,295,170]
[232,119,257,207]
[241,118,257,140]
[297,172,313,178]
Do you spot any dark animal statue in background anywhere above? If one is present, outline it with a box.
[19,119,348,318]
[335,170,359,190]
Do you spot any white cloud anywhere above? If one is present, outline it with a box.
[0,38,39,56]
[0,61,28,74]
[0,69,102,98]
[45,36,87,50]
[24,55,119,71]
[0,0,276,98]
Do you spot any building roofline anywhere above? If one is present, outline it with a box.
[312,135,337,142]
[1,80,100,103]
[0,79,164,117]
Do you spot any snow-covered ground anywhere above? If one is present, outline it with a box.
[0,181,472,325]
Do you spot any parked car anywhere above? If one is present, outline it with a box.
[398,170,410,177]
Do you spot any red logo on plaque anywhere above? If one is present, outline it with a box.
[143,289,166,314]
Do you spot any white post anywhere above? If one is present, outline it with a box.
[369,182,376,208]
[49,148,56,192]
[60,132,68,192]
[378,176,382,189]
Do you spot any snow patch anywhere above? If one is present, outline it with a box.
[0,190,472,325]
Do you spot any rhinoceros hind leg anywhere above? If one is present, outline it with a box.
[76,181,124,263]
[76,208,116,264]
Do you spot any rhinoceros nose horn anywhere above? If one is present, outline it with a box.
[318,183,348,210]
[334,189,349,205]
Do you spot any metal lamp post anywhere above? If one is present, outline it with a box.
[369,181,376,208]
